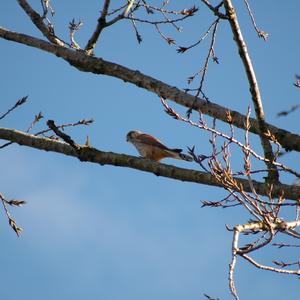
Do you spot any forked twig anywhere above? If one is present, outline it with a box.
[0,193,24,236]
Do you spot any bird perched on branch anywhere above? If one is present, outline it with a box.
[126,130,193,162]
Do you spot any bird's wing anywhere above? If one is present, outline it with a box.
[136,133,170,150]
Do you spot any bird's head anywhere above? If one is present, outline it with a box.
[126,130,142,142]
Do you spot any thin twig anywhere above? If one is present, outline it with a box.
[277,103,300,117]
[106,4,127,16]
[130,17,142,43]
[26,111,44,133]
[201,0,228,19]
[0,96,28,121]
[125,9,197,25]
[161,98,300,179]
[273,242,300,248]
[0,193,23,236]
[177,19,218,53]
[139,2,196,16]
[242,0,268,40]
[241,253,300,275]
[154,24,175,45]
[0,111,44,149]
[195,18,219,100]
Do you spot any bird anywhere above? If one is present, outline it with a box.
[126,130,193,162]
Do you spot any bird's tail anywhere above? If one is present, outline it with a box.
[168,148,193,162]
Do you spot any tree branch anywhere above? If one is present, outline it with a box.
[84,0,111,55]
[201,0,228,19]
[17,0,65,46]
[0,127,300,200]
[0,26,300,153]
[229,229,240,300]
[241,253,300,275]
[223,0,279,183]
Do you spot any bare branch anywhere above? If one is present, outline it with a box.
[84,0,111,55]
[277,103,300,117]
[0,27,300,153]
[235,220,300,234]
[36,118,93,136]
[130,17,143,43]
[203,293,220,300]
[0,111,43,149]
[106,4,128,17]
[0,127,300,201]
[0,117,91,150]
[40,0,55,18]
[223,0,278,183]
[154,24,175,45]
[26,111,44,133]
[0,96,28,121]
[161,98,300,179]
[273,260,300,268]
[125,11,196,25]
[273,242,300,248]
[0,193,23,236]
[47,119,80,150]
[177,18,219,54]
[241,253,300,275]
[124,0,136,18]
[229,229,240,300]
[229,220,300,299]
[69,19,83,49]
[201,0,228,19]
[194,18,219,100]
[17,0,65,46]
[243,0,268,40]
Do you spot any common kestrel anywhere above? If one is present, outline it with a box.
[126,130,193,162]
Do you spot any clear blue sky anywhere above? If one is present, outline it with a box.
[1,1,299,299]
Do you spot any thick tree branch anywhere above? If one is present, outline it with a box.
[17,0,65,46]
[0,127,300,201]
[0,26,300,153]
[223,0,278,183]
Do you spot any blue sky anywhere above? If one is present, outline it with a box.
[1,1,300,299]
